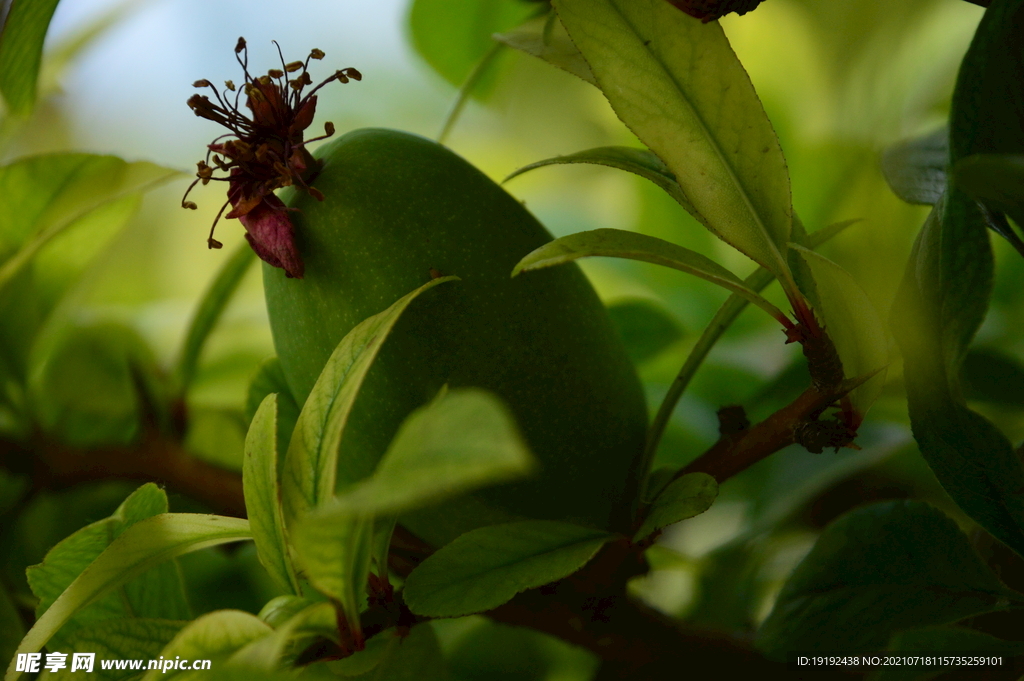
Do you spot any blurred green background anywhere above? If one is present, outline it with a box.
[5,0,1024,667]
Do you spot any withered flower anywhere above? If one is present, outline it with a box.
[182,37,362,278]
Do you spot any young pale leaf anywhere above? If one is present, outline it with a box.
[316,388,535,518]
[634,473,717,542]
[504,146,697,218]
[257,595,314,629]
[404,521,615,617]
[552,0,794,287]
[291,511,372,640]
[791,245,888,421]
[0,154,180,294]
[6,514,251,681]
[757,501,1017,659]
[880,127,948,206]
[954,153,1024,230]
[0,0,61,115]
[245,357,300,459]
[876,627,1024,681]
[243,394,300,595]
[44,618,186,681]
[228,601,336,671]
[514,228,790,325]
[408,0,535,91]
[281,276,457,527]
[494,13,595,85]
[26,484,189,651]
[175,243,256,392]
[138,610,272,681]
[891,192,1024,558]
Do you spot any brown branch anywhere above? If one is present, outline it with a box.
[0,431,246,518]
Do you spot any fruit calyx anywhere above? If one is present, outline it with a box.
[181,37,362,278]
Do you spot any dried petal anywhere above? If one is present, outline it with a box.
[232,187,304,278]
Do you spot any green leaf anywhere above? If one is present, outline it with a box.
[881,127,948,206]
[6,514,251,681]
[874,626,1024,681]
[948,0,1024,163]
[407,0,536,91]
[257,595,315,629]
[404,521,615,617]
[28,320,168,447]
[291,512,372,641]
[0,0,61,115]
[316,388,535,518]
[961,348,1024,407]
[0,154,181,294]
[504,146,697,219]
[757,501,1017,659]
[606,299,684,364]
[243,394,300,595]
[138,610,272,681]
[514,228,790,325]
[229,601,335,671]
[494,12,595,85]
[343,624,445,681]
[552,0,794,287]
[281,276,457,527]
[175,242,256,393]
[246,357,300,461]
[634,473,717,542]
[42,618,186,681]
[954,152,1024,229]
[891,191,1024,558]
[791,245,888,420]
[26,484,189,651]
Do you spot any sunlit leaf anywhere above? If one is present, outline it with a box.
[138,610,271,681]
[228,601,335,671]
[404,521,614,617]
[175,243,256,393]
[514,228,790,325]
[0,0,61,115]
[0,154,181,295]
[553,0,795,289]
[757,501,1018,658]
[281,276,457,527]
[634,473,717,542]
[791,245,888,421]
[6,514,251,681]
[494,13,595,85]
[243,394,299,595]
[505,146,697,218]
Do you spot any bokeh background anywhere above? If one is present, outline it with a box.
[4,0,1023,670]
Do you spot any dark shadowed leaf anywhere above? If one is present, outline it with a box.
[606,299,684,364]
[873,626,1024,681]
[404,521,615,617]
[953,154,1024,256]
[0,0,62,115]
[961,348,1024,407]
[881,127,948,206]
[757,501,1018,658]
[891,191,1024,558]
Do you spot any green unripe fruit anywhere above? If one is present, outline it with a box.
[263,128,647,544]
